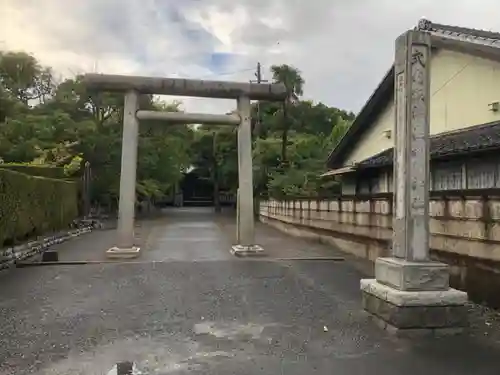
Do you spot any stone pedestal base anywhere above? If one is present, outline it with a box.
[375,257,450,291]
[106,246,141,259]
[361,279,468,336]
[230,244,264,257]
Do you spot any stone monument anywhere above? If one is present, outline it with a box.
[360,29,468,335]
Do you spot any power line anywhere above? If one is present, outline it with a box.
[197,67,255,79]
[175,67,254,80]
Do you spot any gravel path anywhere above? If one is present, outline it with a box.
[0,208,499,374]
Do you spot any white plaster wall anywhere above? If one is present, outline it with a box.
[343,49,500,166]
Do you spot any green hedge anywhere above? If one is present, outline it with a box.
[0,163,66,179]
[0,168,78,246]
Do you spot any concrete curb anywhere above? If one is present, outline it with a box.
[0,219,102,271]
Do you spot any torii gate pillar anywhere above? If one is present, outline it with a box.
[116,90,140,249]
[233,95,258,254]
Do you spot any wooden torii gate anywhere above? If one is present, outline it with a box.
[82,73,287,257]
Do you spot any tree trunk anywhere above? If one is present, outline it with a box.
[281,100,288,164]
[213,169,221,213]
[212,132,221,213]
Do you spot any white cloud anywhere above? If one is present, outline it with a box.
[1,0,500,114]
[183,5,249,54]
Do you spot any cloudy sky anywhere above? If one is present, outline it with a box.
[2,0,499,114]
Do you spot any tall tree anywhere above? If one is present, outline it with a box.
[0,51,54,104]
[0,46,356,210]
[0,48,197,212]
[49,75,124,127]
[270,64,304,163]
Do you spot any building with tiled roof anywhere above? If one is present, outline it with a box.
[325,19,500,194]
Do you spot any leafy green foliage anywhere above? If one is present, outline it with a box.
[192,125,238,191]
[254,131,343,199]
[0,168,78,246]
[0,49,196,210]
[191,64,353,200]
[136,100,194,201]
[0,51,54,104]
[252,65,353,199]
[63,155,83,176]
[0,163,66,178]
[0,47,354,215]
[269,64,303,162]
[270,64,304,98]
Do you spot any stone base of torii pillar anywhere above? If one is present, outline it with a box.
[231,189,264,257]
[360,29,468,336]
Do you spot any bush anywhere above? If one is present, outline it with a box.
[0,168,78,246]
[0,163,66,179]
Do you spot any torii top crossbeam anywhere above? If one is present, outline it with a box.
[82,73,288,101]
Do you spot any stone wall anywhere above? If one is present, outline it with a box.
[259,191,500,308]
[0,220,99,270]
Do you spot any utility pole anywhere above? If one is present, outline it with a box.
[256,62,262,83]
[250,62,268,137]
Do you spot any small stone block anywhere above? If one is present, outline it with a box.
[42,251,59,262]
[230,244,264,257]
[116,361,134,375]
[106,246,141,259]
[375,257,449,291]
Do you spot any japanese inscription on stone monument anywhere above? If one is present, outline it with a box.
[409,44,428,216]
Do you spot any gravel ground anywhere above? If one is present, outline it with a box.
[0,208,499,375]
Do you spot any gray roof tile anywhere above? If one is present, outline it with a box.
[358,120,500,168]
[417,18,500,47]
